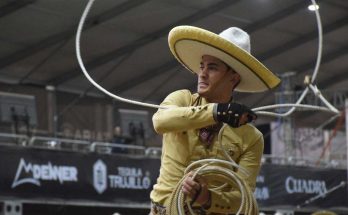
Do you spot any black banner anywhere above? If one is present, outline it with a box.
[0,146,347,208]
[255,164,347,208]
[0,146,160,204]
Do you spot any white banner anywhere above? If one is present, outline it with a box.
[327,130,346,168]
[271,122,325,161]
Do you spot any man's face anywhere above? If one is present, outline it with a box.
[197,55,239,103]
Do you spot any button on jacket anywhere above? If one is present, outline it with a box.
[150,89,263,214]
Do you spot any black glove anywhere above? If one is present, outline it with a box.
[213,102,257,128]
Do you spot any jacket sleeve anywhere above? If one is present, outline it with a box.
[207,134,264,214]
[152,90,216,134]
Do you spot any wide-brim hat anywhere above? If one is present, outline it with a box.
[168,25,281,92]
[311,211,337,215]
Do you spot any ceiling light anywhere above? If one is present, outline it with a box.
[308,4,319,11]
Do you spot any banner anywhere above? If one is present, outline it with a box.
[0,145,346,208]
[0,146,160,204]
[255,164,347,208]
[271,122,326,160]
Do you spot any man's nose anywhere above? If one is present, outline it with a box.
[199,67,208,77]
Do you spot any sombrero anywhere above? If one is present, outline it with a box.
[311,210,338,215]
[168,25,281,92]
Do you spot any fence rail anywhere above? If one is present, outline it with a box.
[0,132,157,156]
[0,132,345,168]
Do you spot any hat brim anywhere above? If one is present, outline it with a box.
[168,26,281,92]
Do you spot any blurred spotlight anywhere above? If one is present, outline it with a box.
[308,4,319,11]
[261,156,266,164]
[48,140,57,147]
[330,160,339,168]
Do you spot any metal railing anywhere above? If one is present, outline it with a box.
[0,132,345,167]
[145,147,162,157]
[262,154,346,169]
[90,141,146,155]
[28,136,90,151]
[0,132,28,146]
[0,132,162,156]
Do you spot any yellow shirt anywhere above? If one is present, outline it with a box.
[150,90,263,214]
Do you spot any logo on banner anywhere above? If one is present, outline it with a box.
[92,160,152,194]
[285,176,327,195]
[109,166,151,190]
[12,158,78,188]
[254,175,270,200]
[93,159,107,194]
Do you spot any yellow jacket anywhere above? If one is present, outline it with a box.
[150,90,263,214]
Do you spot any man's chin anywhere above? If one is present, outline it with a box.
[197,89,208,96]
[198,85,208,90]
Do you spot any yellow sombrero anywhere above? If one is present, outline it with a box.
[168,25,281,92]
[311,210,338,215]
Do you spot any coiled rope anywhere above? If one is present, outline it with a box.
[166,124,258,215]
[75,1,337,214]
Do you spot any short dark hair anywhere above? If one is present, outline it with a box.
[222,61,231,71]
[223,62,240,90]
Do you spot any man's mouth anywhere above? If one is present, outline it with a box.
[198,82,208,88]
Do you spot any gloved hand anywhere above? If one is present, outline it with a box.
[214,102,257,127]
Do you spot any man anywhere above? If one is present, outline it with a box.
[150,26,280,214]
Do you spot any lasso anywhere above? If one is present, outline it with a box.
[166,124,258,215]
[75,1,338,214]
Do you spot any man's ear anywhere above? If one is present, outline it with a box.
[231,73,241,90]
[230,72,241,83]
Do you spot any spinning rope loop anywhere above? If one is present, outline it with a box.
[76,0,338,116]
[75,0,339,214]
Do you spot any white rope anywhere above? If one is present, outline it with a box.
[75,0,163,109]
[310,0,323,83]
[255,0,338,117]
[253,103,333,112]
[308,84,339,113]
[76,0,339,118]
[171,125,257,215]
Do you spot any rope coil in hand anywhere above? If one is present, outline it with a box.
[166,124,258,215]
[167,160,258,215]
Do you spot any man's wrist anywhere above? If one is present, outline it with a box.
[197,184,211,209]
[201,190,211,209]
[190,184,202,204]
[213,103,219,122]
[194,184,211,208]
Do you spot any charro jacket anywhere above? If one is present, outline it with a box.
[150,90,263,214]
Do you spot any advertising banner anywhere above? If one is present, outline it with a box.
[0,145,346,208]
[0,146,160,204]
[255,164,347,208]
